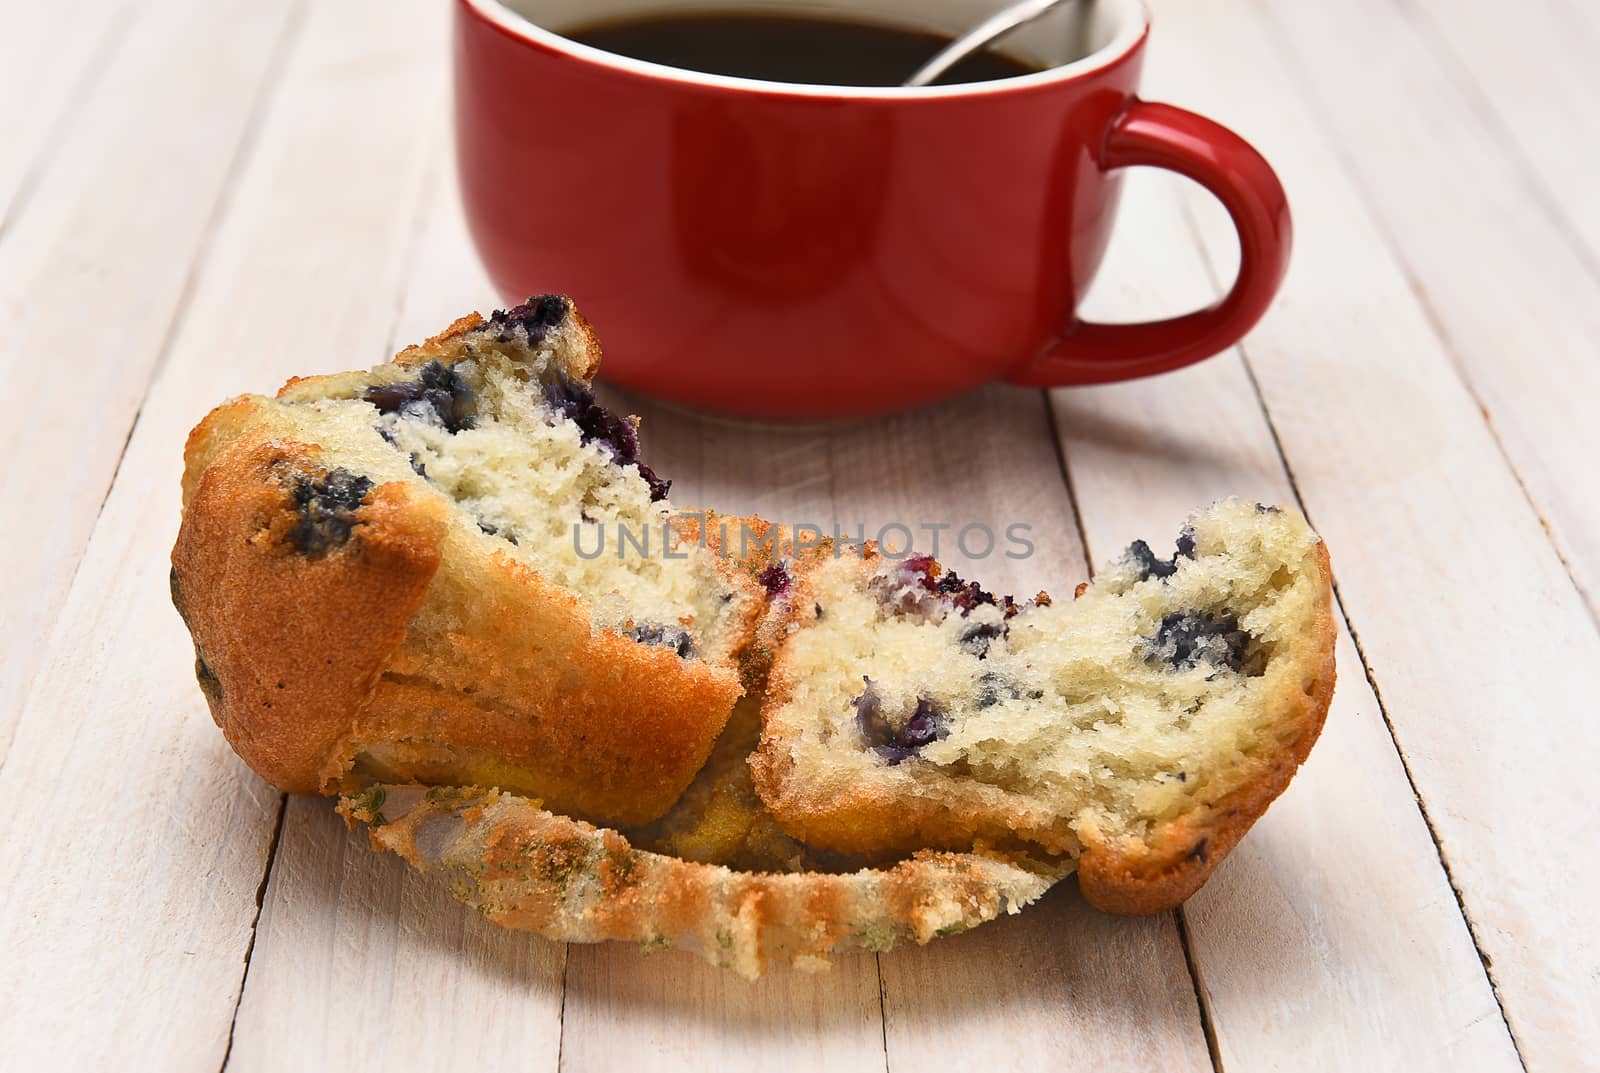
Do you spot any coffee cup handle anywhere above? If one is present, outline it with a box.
[1006,100,1291,387]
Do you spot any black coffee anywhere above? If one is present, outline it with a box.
[567,13,1044,87]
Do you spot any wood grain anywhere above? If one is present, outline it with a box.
[1054,167,1522,1072]
[5,0,1597,1068]
[881,890,1213,1072]
[1405,0,1600,266]
[0,0,442,1068]
[0,0,128,227]
[1248,0,1600,619]
[228,798,565,1073]
[0,0,301,763]
[1151,2,1600,1065]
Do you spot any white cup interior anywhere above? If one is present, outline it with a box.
[472,0,1148,93]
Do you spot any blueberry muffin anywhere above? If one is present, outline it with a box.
[171,299,767,826]
[751,500,1337,913]
[175,299,1337,968]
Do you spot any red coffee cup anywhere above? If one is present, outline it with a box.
[457,0,1290,418]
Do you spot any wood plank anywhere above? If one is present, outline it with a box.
[227,799,565,1073]
[0,0,301,763]
[1053,168,1521,1071]
[1551,0,1600,40]
[1242,0,1600,618]
[0,0,444,1068]
[0,0,127,227]
[0,299,285,1070]
[881,890,1212,1072]
[1403,0,1600,265]
[1149,2,1600,1065]
[560,945,884,1072]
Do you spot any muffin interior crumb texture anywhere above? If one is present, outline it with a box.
[268,303,751,664]
[771,500,1327,845]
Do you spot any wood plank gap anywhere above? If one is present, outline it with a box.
[0,3,133,241]
[554,944,571,1073]
[1175,184,1532,1073]
[876,955,890,1073]
[219,793,289,1073]
[1330,583,1530,1073]
[1045,382,1215,1067]
[1245,0,1600,629]
[1044,380,1222,1073]
[1171,195,1317,534]
[219,16,569,1056]
[1172,909,1223,1073]
[1387,0,1600,286]
[1039,387,1094,565]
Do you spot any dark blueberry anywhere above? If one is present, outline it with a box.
[974,671,1040,709]
[814,602,825,619]
[853,678,881,718]
[626,622,696,660]
[900,557,1019,619]
[1145,610,1263,676]
[1126,521,1203,578]
[975,672,1014,709]
[1125,526,1198,582]
[1187,838,1209,862]
[854,679,947,764]
[286,468,374,556]
[1255,503,1282,514]
[958,620,1007,659]
[901,698,944,748]
[1126,539,1178,581]
[1175,526,1197,559]
[486,294,569,347]
[541,367,590,424]
[542,369,671,502]
[757,561,791,597]
[365,360,476,433]
[933,571,1012,616]
[635,463,672,504]
[417,360,476,432]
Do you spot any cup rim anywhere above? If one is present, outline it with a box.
[460,0,1151,100]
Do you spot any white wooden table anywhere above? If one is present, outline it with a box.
[3,2,1597,1069]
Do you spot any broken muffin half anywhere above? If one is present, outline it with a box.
[752,500,1336,913]
[172,298,766,826]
